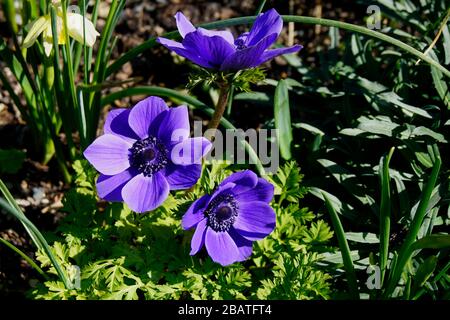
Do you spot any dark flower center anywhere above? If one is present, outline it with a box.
[216,206,233,220]
[129,136,169,177]
[205,194,238,232]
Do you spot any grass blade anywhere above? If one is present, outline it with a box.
[0,237,48,280]
[379,147,395,285]
[385,147,441,297]
[274,79,293,160]
[0,180,71,288]
[323,192,359,299]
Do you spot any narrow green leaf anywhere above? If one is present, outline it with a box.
[0,237,48,280]
[323,193,359,299]
[0,180,71,288]
[412,255,437,291]
[385,149,441,296]
[379,147,395,285]
[274,79,293,160]
[2,0,18,33]
[411,234,450,250]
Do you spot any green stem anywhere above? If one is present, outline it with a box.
[61,1,80,147]
[255,0,267,15]
[0,237,49,280]
[50,6,76,164]
[107,15,450,78]
[323,193,359,299]
[2,0,18,33]
[225,85,235,117]
[89,0,125,143]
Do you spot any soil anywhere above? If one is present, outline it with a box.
[0,0,367,298]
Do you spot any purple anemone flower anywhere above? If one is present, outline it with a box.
[157,9,302,71]
[83,96,211,213]
[182,170,275,266]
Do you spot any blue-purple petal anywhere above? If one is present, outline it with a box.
[164,163,202,190]
[246,8,283,46]
[183,30,236,69]
[205,228,241,266]
[233,177,274,203]
[220,33,277,71]
[128,96,169,139]
[96,169,136,202]
[197,27,235,45]
[170,137,212,165]
[156,105,190,146]
[190,219,208,255]
[234,201,276,241]
[83,134,131,175]
[219,170,258,191]
[157,37,214,69]
[103,108,139,143]
[257,45,303,65]
[229,227,253,261]
[182,194,211,230]
[121,172,169,213]
[175,12,196,38]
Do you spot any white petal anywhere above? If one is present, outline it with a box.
[22,16,50,48]
[67,13,100,47]
[43,40,53,56]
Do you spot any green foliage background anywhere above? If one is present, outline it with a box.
[30,160,333,300]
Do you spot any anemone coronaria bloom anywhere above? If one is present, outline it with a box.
[84,96,211,213]
[157,9,302,71]
[182,170,276,266]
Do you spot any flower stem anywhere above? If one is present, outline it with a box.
[207,83,230,138]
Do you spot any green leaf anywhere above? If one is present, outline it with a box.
[317,158,375,207]
[413,255,437,291]
[234,91,272,105]
[385,150,442,296]
[430,65,450,109]
[323,193,359,299]
[442,21,450,65]
[345,232,379,244]
[302,220,334,244]
[269,161,306,202]
[379,147,394,284]
[274,79,293,160]
[0,149,26,174]
[308,187,357,220]
[411,234,450,251]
